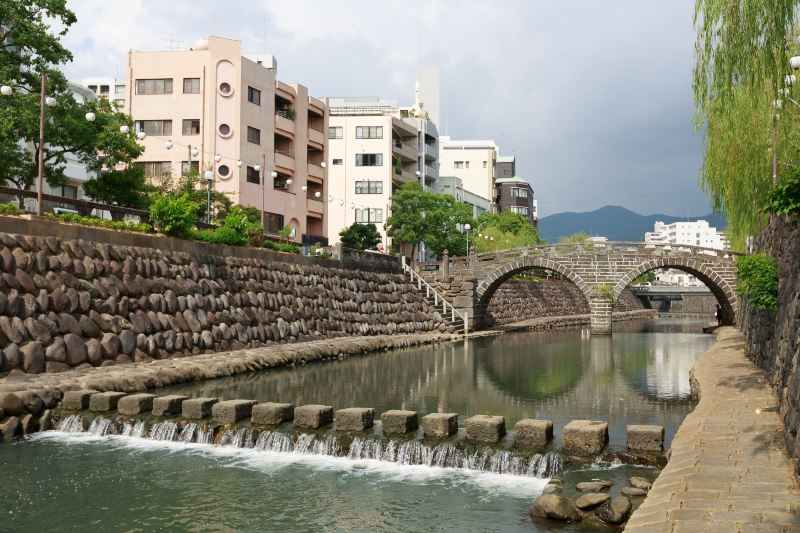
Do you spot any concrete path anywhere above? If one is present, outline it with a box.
[625,327,799,532]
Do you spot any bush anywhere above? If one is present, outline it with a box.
[0,203,21,215]
[262,239,300,254]
[59,213,151,233]
[735,253,778,311]
[149,194,198,238]
[763,169,800,217]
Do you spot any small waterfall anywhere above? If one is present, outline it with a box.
[219,427,253,448]
[195,425,214,445]
[149,421,178,442]
[120,420,146,438]
[56,415,85,433]
[178,423,197,443]
[88,417,115,436]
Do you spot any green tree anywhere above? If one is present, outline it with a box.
[83,165,152,210]
[339,222,381,250]
[474,210,542,252]
[385,181,474,257]
[152,169,233,223]
[558,232,589,244]
[0,2,142,200]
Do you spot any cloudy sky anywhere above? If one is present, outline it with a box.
[60,0,707,218]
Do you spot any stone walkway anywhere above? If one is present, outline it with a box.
[624,327,799,533]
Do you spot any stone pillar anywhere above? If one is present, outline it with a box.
[440,249,449,280]
[589,296,612,335]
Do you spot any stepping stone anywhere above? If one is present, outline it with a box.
[152,395,188,416]
[212,399,257,425]
[563,420,608,455]
[422,413,458,439]
[575,492,610,509]
[182,397,218,419]
[620,486,647,497]
[381,410,418,435]
[514,419,553,448]
[629,476,652,491]
[252,403,294,425]
[576,480,613,492]
[88,391,126,412]
[465,415,506,444]
[335,408,375,431]
[61,389,98,410]
[626,424,664,451]
[294,404,333,429]
[117,393,155,416]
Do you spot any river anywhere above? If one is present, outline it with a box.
[0,317,713,532]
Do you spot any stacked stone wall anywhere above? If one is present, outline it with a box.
[740,215,800,477]
[0,223,447,377]
[667,294,718,314]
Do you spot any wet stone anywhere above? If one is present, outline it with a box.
[422,413,458,439]
[465,414,506,444]
[181,397,218,419]
[212,399,257,425]
[563,420,609,455]
[514,419,553,448]
[88,391,126,412]
[251,402,294,426]
[335,407,375,432]
[530,494,581,523]
[576,480,613,492]
[575,492,610,510]
[380,410,418,435]
[626,424,664,452]
[152,395,188,416]
[61,389,99,410]
[117,393,155,416]
[294,404,334,429]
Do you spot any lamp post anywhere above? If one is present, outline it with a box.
[203,170,214,224]
[464,223,471,255]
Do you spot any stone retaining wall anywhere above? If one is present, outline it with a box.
[739,215,800,478]
[486,280,644,327]
[0,218,448,377]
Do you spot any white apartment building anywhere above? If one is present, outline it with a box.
[645,220,728,286]
[432,175,490,218]
[83,77,127,109]
[438,136,498,201]
[326,97,438,249]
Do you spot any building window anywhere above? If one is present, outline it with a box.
[135,120,172,135]
[246,166,260,184]
[113,99,125,108]
[510,206,529,216]
[483,160,487,168]
[182,119,200,135]
[355,180,383,194]
[355,153,383,166]
[329,126,343,139]
[182,78,200,94]
[332,158,343,165]
[88,85,97,92]
[454,161,464,169]
[99,85,110,95]
[115,85,125,94]
[139,161,172,177]
[248,86,261,105]
[218,165,231,178]
[218,82,232,95]
[247,126,261,145]
[355,208,383,224]
[218,123,231,136]
[356,126,383,139]
[511,187,528,198]
[265,212,284,234]
[181,161,199,174]
[58,185,78,199]
[135,78,173,95]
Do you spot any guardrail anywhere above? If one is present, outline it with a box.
[472,241,743,262]
[401,257,468,335]
[0,186,150,221]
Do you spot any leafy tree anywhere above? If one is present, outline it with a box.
[153,169,233,223]
[385,181,474,258]
[632,271,656,285]
[339,222,381,250]
[0,2,142,201]
[763,165,800,217]
[474,210,542,252]
[149,194,198,238]
[83,165,152,210]
[558,232,589,244]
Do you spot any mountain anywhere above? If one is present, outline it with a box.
[538,205,727,243]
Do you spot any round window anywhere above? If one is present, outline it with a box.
[218,164,230,177]
[218,123,231,136]
[219,82,232,95]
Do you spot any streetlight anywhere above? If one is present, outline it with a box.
[464,223,471,255]
[203,170,214,224]
[0,85,12,96]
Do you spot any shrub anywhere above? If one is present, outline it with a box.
[149,194,198,238]
[0,203,21,215]
[763,169,800,217]
[59,213,151,233]
[262,239,300,254]
[735,253,778,311]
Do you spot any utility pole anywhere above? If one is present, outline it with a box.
[36,75,46,216]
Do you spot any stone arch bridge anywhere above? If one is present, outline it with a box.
[419,242,740,335]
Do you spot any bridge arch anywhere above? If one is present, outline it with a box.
[612,257,738,325]
[474,256,592,329]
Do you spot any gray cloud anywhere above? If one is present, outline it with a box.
[62,0,707,217]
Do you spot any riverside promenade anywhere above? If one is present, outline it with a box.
[625,327,799,532]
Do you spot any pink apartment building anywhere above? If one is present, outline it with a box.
[125,36,328,243]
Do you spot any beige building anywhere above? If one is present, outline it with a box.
[438,137,498,202]
[326,97,439,249]
[125,36,328,243]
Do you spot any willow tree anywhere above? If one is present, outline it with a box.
[693,0,800,249]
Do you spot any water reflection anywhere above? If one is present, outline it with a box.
[161,318,713,448]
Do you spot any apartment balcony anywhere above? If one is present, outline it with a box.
[306,197,324,216]
[307,127,324,147]
[392,117,418,138]
[307,163,324,179]
[392,140,417,162]
[302,233,328,246]
[275,152,295,172]
[393,167,417,184]
[275,114,295,137]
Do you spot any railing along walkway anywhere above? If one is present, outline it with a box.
[401,257,468,335]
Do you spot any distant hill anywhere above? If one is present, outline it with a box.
[539,205,727,243]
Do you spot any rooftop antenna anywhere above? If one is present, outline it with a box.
[162,35,184,50]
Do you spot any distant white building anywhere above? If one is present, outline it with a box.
[644,220,728,286]
[82,77,126,110]
[432,175,490,218]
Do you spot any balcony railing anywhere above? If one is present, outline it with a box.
[275,151,295,171]
[302,234,329,246]
[308,127,324,146]
[307,163,324,178]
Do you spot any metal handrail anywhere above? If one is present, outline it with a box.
[401,257,468,335]
[471,241,744,260]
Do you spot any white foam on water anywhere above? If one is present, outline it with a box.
[30,429,548,496]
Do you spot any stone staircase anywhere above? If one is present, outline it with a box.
[401,259,468,335]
